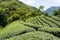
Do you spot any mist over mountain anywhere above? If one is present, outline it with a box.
[45,6,60,16]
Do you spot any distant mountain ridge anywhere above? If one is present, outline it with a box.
[45,6,60,16]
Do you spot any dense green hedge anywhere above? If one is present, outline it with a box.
[0,21,35,40]
[52,16,60,22]
[36,16,50,27]
[20,20,60,37]
[40,17,58,28]
[19,20,44,29]
[6,31,60,40]
[26,15,60,28]
[45,17,60,27]
[38,27,60,37]
[0,15,60,40]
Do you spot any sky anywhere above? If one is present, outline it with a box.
[19,0,60,10]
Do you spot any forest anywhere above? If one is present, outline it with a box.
[0,0,60,40]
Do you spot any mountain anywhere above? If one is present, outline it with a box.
[45,6,60,16]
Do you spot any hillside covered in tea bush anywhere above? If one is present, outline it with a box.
[0,0,60,40]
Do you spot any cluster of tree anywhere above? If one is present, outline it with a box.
[53,9,60,16]
[0,0,41,27]
[41,7,60,17]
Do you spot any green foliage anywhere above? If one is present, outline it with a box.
[38,27,60,37]
[6,31,60,40]
[0,0,38,26]
[43,12,49,16]
[39,5,44,10]
[20,20,60,37]
[45,17,60,27]
[0,0,60,40]
[25,15,60,37]
[0,26,3,31]
[40,16,58,28]
[0,21,35,39]
[26,15,60,28]
[0,15,60,39]
[52,16,60,22]
[54,9,60,16]
[19,20,44,30]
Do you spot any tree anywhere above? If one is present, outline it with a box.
[37,5,44,15]
[44,12,49,16]
[39,5,44,11]
[0,0,38,27]
[54,9,60,16]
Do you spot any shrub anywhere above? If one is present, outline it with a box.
[45,17,60,27]
[40,17,58,28]
[26,15,59,28]
[52,16,60,22]
[20,20,52,29]
[6,31,60,40]
[19,20,44,30]
[36,16,50,27]
[0,26,3,31]
[38,27,60,37]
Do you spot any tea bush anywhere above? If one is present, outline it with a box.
[38,27,60,37]
[0,21,35,40]
[6,31,60,40]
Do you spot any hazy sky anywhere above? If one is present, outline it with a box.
[20,0,60,10]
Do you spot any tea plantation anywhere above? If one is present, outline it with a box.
[0,0,60,40]
[0,15,60,40]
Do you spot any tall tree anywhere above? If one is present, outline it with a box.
[39,5,44,11]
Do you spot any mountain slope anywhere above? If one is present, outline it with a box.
[0,0,38,26]
[45,6,60,16]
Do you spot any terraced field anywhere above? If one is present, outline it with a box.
[26,15,60,28]
[0,15,60,40]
